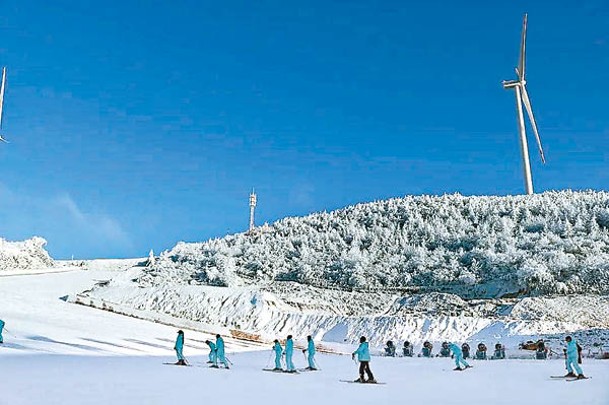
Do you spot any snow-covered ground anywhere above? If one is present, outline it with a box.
[1,269,608,405]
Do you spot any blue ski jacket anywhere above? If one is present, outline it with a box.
[216,336,225,355]
[286,338,294,356]
[566,339,579,359]
[174,333,184,351]
[307,339,316,355]
[273,342,283,356]
[353,342,371,362]
[207,341,216,351]
[449,343,462,356]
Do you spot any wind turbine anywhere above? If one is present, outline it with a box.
[0,67,8,143]
[502,14,545,195]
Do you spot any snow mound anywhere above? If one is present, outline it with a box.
[0,237,55,271]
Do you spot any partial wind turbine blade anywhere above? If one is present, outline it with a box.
[518,14,528,81]
[0,67,6,129]
[521,85,546,164]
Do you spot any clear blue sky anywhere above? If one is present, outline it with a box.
[0,1,608,259]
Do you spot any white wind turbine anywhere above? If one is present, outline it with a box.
[0,67,8,143]
[502,14,546,195]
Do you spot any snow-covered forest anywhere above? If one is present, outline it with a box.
[144,191,609,298]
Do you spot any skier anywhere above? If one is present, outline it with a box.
[352,336,375,383]
[0,319,5,344]
[402,341,413,357]
[213,334,230,369]
[174,330,186,365]
[272,339,284,370]
[384,340,396,357]
[461,343,471,359]
[449,342,470,371]
[302,335,317,370]
[205,340,216,364]
[285,335,296,373]
[564,336,585,379]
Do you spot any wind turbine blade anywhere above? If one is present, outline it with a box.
[521,85,545,164]
[0,67,6,130]
[518,14,528,81]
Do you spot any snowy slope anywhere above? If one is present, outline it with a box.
[1,271,608,405]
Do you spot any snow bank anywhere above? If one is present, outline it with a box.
[0,237,55,271]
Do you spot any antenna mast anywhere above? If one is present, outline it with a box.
[249,190,257,232]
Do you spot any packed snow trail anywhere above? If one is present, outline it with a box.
[1,269,608,405]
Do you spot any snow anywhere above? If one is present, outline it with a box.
[1,266,608,404]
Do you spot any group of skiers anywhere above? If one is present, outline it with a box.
[271,335,317,372]
[173,331,230,369]
[169,331,586,382]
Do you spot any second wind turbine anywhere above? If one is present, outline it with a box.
[502,14,546,195]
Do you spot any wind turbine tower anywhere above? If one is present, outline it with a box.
[249,190,257,232]
[502,14,546,195]
[0,67,8,143]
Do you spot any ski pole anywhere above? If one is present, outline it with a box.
[225,356,234,366]
[265,351,274,368]
[3,328,17,338]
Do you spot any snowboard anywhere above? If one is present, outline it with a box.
[339,380,386,385]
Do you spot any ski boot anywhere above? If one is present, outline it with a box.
[565,372,576,378]
[366,378,377,384]
[576,374,587,380]
[453,367,463,371]
[353,377,365,383]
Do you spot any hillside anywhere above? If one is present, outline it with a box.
[143,190,609,297]
[81,191,609,346]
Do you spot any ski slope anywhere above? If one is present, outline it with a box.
[1,269,608,405]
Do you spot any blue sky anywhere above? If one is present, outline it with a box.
[0,1,608,259]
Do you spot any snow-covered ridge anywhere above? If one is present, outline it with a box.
[0,237,55,271]
[80,191,609,346]
[145,190,609,297]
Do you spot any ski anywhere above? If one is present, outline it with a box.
[297,368,319,372]
[566,377,590,382]
[339,380,386,385]
[209,365,230,370]
[550,376,571,379]
[262,369,299,374]
[162,362,192,367]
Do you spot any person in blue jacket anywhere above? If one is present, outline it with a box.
[564,336,585,379]
[0,319,5,344]
[352,336,375,383]
[174,330,186,365]
[285,335,296,372]
[272,339,283,370]
[302,335,317,370]
[205,340,216,364]
[449,342,471,371]
[213,334,230,369]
